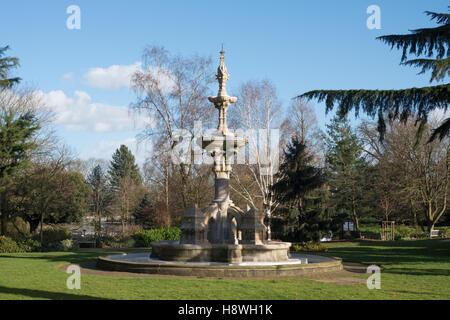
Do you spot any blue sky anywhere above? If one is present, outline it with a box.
[1,0,448,164]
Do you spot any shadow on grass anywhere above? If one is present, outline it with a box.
[384,267,450,277]
[324,239,450,267]
[392,289,444,298]
[0,285,107,300]
[0,249,149,264]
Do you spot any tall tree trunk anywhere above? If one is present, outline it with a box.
[165,160,170,226]
[428,221,435,238]
[179,164,188,210]
[410,199,420,236]
[0,213,6,236]
[121,193,126,236]
[352,198,360,231]
[266,206,272,241]
[0,192,7,236]
[39,212,44,244]
[413,211,420,235]
[426,201,435,238]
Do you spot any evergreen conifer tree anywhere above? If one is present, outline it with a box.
[301,9,450,141]
[133,194,155,229]
[0,110,40,235]
[108,145,142,190]
[325,115,368,231]
[0,46,21,89]
[272,137,328,242]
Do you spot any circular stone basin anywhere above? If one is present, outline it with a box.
[96,252,343,278]
[151,240,292,263]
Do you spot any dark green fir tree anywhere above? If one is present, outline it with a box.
[325,115,369,232]
[133,194,155,229]
[301,9,450,141]
[272,137,329,243]
[0,111,40,235]
[108,145,142,190]
[0,46,21,89]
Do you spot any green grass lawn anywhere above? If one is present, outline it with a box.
[0,239,449,300]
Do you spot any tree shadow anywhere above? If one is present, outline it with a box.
[324,240,450,266]
[384,267,450,277]
[0,249,148,264]
[0,285,108,300]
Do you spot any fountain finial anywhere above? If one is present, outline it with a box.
[208,48,237,134]
[216,47,229,96]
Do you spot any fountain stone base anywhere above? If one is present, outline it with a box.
[151,240,291,263]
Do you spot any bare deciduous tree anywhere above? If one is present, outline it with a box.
[131,46,215,219]
[287,97,324,166]
[360,118,449,235]
[229,80,291,240]
[109,175,146,236]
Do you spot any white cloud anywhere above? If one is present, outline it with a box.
[61,72,74,80]
[83,62,176,92]
[84,62,142,90]
[37,90,147,132]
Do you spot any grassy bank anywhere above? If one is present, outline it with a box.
[0,239,448,299]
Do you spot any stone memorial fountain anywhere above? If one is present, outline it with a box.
[151,49,290,263]
[97,50,343,277]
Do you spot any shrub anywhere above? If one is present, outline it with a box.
[0,236,43,253]
[0,236,23,253]
[4,217,31,240]
[290,242,328,252]
[71,240,80,250]
[132,227,181,247]
[33,229,71,245]
[395,225,416,239]
[416,231,430,239]
[41,242,64,252]
[40,239,78,252]
[60,239,74,251]
[100,236,136,248]
[16,238,41,252]
[360,225,423,240]
[163,227,182,240]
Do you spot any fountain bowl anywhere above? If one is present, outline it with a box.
[96,251,343,278]
[150,240,291,263]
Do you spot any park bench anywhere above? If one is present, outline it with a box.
[71,230,97,248]
[430,229,446,238]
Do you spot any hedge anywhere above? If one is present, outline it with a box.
[132,227,181,247]
[32,229,71,245]
[359,225,433,239]
[0,236,41,253]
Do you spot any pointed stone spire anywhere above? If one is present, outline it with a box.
[216,48,230,97]
[208,48,237,134]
